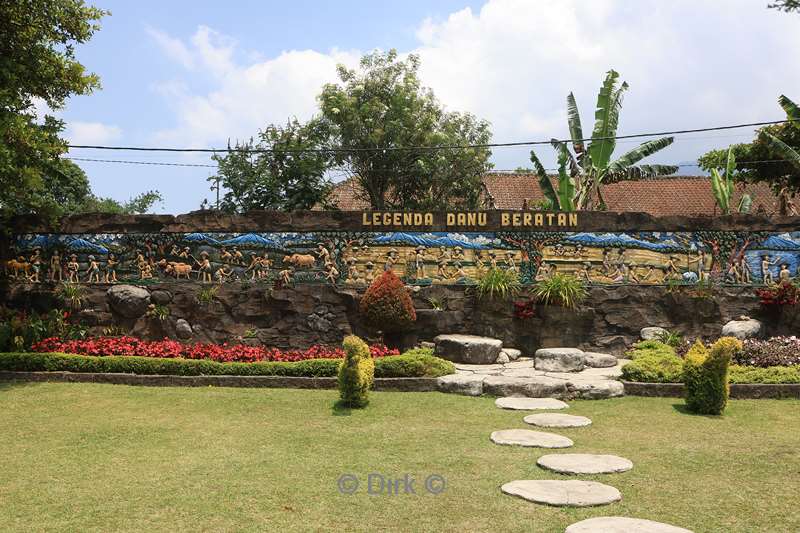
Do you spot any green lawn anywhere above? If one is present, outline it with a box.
[1,383,798,532]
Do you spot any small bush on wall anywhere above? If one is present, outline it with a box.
[532,273,587,310]
[684,337,741,415]
[359,270,416,333]
[338,335,375,408]
[475,268,521,300]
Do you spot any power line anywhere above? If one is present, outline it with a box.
[66,157,217,168]
[66,119,795,154]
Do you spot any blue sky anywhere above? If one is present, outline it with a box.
[58,0,800,213]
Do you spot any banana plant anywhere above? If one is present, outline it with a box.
[529,148,575,211]
[710,147,751,214]
[764,94,800,172]
[529,70,677,211]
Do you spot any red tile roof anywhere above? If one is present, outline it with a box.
[324,173,783,216]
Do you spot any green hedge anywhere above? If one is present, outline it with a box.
[0,348,455,379]
[621,342,800,385]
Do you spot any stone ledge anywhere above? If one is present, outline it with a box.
[0,371,438,392]
[622,380,800,399]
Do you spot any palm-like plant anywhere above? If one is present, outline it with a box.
[530,70,677,210]
[710,148,752,214]
[764,95,800,173]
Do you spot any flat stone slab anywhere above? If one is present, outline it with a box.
[535,348,585,372]
[490,429,573,448]
[585,352,618,368]
[436,374,485,396]
[523,413,591,428]
[434,334,502,364]
[501,480,621,507]
[537,454,633,474]
[565,516,693,532]
[484,375,568,398]
[495,397,569,410]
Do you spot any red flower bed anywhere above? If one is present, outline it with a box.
[31,336,398,363]
[755,282,800,306]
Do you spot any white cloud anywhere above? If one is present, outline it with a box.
[148,0,800,171]
[66,122,123,145]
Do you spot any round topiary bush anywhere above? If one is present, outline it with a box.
[359,270,416,344]
[338,335,375,408]
[684,337,741,415]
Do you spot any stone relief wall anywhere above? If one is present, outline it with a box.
[5,229,800,287]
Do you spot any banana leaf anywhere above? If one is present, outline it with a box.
[588,70,627,170]
[764,132,800,170]
[779,94,800,129]
[605,164,678,182]
[566,92,585,156]
[556,144,576,212]
[550,139,582,177]
[607,137,675,174]
[738,194,752,214]
[710,168,729,214]
[529,150,557,210]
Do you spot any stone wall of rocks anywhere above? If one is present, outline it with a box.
[2,281,793,353]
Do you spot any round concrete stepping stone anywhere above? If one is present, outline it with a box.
[495,397,568,410]
[537,454,633,474]
[524,413,591,428]
[490,429,573,448]
[565,516,693,532]
[501,480,621,507]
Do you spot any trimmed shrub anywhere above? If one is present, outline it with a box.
[0,350,453,378]
[625,340,677,360]
[729,364,800,384]
[684,337,741,415]
[359,270,416,333]
[621,351,684,383]
[337,335,375,408]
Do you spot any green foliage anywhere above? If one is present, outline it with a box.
[319,50,493,210]
[769,0,800,13]
[359,270,416,332]
[0,308,86,352]
[684,337,741,415]
[196,285,219,305]
[530,70,676,211]
[474,268,521,300]
[146,304,170,321]
[425,297,444,311]
[56,282,86,310]
[337,335,375,408]
[655,330,684,348]
[210,118,334,212]
[375,347,454,378]
[710,148,751,214]
[0,349,454,378]
[532,273,587,309]
[729,364,800,384]
[699,95,800,202]
[621,342,685,383]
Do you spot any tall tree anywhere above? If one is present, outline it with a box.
[698,95,800,210]
[0,0,109,220]
[318,50,493,210]
[210,118,333,212]
[529,70,677,211]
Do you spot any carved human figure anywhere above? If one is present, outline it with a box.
[779,263,792,285]
[49,250,63,282]
[105,253,119,283]
[317,243,331,266]
[437,254,450,279]
[232,247,244,266]
[414,247,426,279]
[384,248,398,272]
[215,265,233,283]
[578,262,592,283]
[666,255,681,280]
[687,250,708,281]
[28,249,42,283]
[246,254,261,280]
[535,261,551,282]
[474,251,485,276]
[179,247,191,259]
[67,254,80,283]
[169,244,180,256]
[725,262,740,284]
[85,255,101,283]
[739,255,752,284]
[602,249,613,275]
[259,253,272,280]
[279,267,294,287]
[220,247,233,264]
[325,261,340,284]
[505,251,517,273]
[639,265,658,284]
[346,257,359,282]
[364,261,375,283]
[489,252,498,269]
[196,251,213,282]
[761,254,779,285]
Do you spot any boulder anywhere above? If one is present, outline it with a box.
[436,374,484,396]
[175,319,193,340]
[434,334,503,364]
[534,348,585,372]
[721,317,762,340]
[584,352,618,368]
[106,285,151,318]
[150,290,173,305]
[640,326,668,340]
[495,352,510,364]
[501,348,522,361]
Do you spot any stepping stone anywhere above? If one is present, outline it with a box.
[537,454,633,474]
[501,480,621,507]
[584,352,618,368]
[534,348,585,372]
[524,413,591,428]
[495,397,568,410]
[490,429,573,448]
[565,516,694,532]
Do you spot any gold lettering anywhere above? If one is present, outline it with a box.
[457,213,466,225]
[362,212,371,226]
[534,213,544,226]
[373,213,381,226]
[446,213,455,225]
[403,213,413,225]
[467,213,476,226]
[383,213,392,225]
[512,213,521,226]
[391,212,400,226]
[478,213,487,226]
[546,213,555,225]
[569,213,578,227]
[414,213,422,225]
[501,213,510,226]
[557,213,567,226]
[523,213,532,226]
[424,213,434,225]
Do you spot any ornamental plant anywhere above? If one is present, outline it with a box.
[684,337,741,415]
[338,335,375,408]
[532,273,587,310]
[755,282,800,306]
[475,268,521,300]
[359,270,416,333]
[513,300,536,320]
